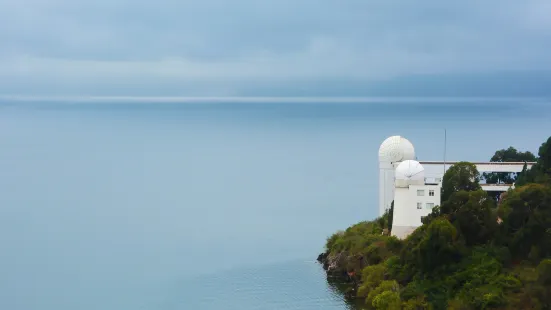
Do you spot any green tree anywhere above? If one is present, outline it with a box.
[515,162,531,187]
[538,137,551,178]
[440,190,498,246]
[449,249,520,309]
[366,280,400,307]
[372,290,401,310]
[387,200,394,231]
[403,295,431,310]
[499,184,551,259]
[442,162,481,202]
[515,136,551,186]
[413,218,463,273]
[358,264,387,297]
[537,259,551,285]
[483,147,536,184]
[447,298,471,310]
[378,201,394,232]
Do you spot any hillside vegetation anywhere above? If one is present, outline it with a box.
[318,136,551,310]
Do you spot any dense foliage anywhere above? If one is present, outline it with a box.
[481,147,537,201]
[320,136,551,310]
[441,162,481,202]
[482,146,536,185]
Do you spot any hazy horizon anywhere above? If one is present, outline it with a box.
[2,95,550,103]
[2,1,551,97]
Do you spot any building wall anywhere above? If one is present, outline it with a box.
[423,163,450,182]
[379,161,396,216]
[392,183,441,239]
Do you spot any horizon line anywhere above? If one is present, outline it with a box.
[0,95,549,104]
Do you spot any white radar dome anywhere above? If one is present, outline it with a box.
[395,160,425,182]
[378,136,415,163]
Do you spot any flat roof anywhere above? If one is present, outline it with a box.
[419,161,536,165]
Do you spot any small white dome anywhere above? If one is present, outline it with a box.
[395,160,425,181]
[378,136,415,163]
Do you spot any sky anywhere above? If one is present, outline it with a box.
[1,0,551,97]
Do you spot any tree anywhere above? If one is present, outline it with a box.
[440,190,498,246]
[413,218,463,273]
[378,201,395,235]
[499,184,551,259]
[483,147,537,201]
[537,259,551,285]
[386,201,394,231]
[442,162,481,202]
[403,295,431,310]
[538,137,551,177]
[366,280,400,307]
[515,162,530,186]
[483,147,536,184]
[422,190,498,246]
[358,264,387,297]
[514,137,551,186]
[372,290,401,310]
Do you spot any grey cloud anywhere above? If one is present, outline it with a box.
[0,0,550,96]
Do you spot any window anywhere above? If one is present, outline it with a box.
[417,190,425,196]
[426,203,435,209]
[417,202,423,209]
[429,190,435,196]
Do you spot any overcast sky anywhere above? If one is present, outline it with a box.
[1,0,551,96]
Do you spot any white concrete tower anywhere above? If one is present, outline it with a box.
[391,160,441,239]
[392,160,425,239]
[378,136,415,216]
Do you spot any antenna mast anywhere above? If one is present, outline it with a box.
[443,129,447,182]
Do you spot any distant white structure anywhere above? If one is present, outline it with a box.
[378,136,416,216]
[377,135,536,239]
[391,160,441,239]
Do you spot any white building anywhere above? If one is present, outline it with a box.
[378,135,536,239]
[391,160,441,239]
[378,136,416,216]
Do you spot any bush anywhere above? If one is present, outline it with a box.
[372,290,401,310]
[366,280,400,306]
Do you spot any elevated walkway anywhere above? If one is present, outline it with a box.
[420,161,535,173]
[420,161,536,193]
[481,184,514,192]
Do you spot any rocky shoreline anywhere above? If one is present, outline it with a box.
[316,251,361,300]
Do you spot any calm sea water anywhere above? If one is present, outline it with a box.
[1,99,550,310]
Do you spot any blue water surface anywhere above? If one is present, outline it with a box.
[1,98,550,310]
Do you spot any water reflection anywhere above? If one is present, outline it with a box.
[326,275,366,310]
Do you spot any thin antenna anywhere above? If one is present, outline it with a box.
[443,129,447,182]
